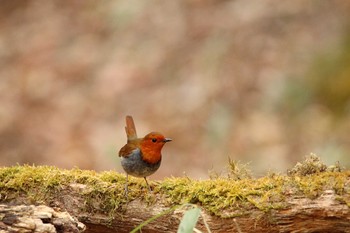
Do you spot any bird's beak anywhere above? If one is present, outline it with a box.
[163,138,172,142]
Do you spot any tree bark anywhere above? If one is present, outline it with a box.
[4,187,349,233]
[76,189,350,233]
[0,204,85,233]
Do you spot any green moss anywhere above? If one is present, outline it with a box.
[287,153,333,176]
[158,169,350,217]
[0,165,349,218]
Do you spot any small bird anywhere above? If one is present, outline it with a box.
[118,115,172,195]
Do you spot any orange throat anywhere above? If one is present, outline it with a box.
[140,143,163,164]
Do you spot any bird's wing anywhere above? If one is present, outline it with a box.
[125,115,138,141]
[118,142,139,158]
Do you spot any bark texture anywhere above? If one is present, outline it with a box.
[4,188,349,233]
[0,204,85,233]
[82,190,350,233]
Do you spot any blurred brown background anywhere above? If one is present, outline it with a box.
[1,1,350,179]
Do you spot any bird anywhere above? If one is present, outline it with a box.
[118,115,172,195]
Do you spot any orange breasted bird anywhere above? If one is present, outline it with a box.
[118,115,172,195]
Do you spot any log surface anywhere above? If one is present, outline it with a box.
[0,204,85,233]
[2,193,349,233]
[0,166,349,232]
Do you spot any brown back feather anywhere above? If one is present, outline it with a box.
[118,140,140,158]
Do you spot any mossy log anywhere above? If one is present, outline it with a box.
[0,165,350,233]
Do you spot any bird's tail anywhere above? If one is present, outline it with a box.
[125,115,137,141]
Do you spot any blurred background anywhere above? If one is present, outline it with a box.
[1,1,350,179]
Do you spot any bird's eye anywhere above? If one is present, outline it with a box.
[152,138,157,143]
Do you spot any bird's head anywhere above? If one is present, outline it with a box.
[140,132,172,164]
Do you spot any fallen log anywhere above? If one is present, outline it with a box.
[0,164,349,232]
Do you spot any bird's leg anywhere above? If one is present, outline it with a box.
[144,177,152,192]
[124,174,129,197]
